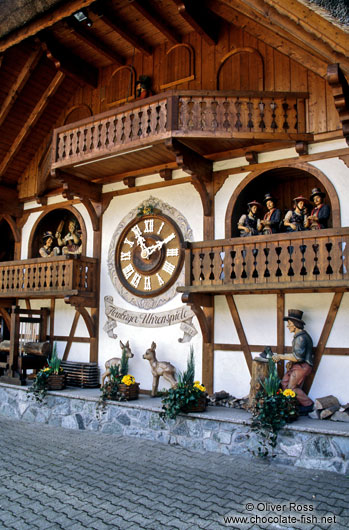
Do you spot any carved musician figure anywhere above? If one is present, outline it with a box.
[39,231,60,258]
[283,196,309,232]
[56,219,82,255]
[259,192,281,235]
[238,200,262,237]
[307,187,330,230]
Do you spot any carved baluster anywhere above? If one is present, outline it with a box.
[223,99,231,131]
[230,250,236,279]
[89,125,95,151]
[209,251,215,280]
[199,99,207,130]
[270,100,277,130]
[287,245,295,276]
[121,116,126,142]
[263,246,270,278]
[312,244,320,275]
[75,130,81,154]
[61,134,67,159]
[158,100,167,132]
[247,99,254,130]
[187,98,195,130]
[259,100,265,131]
[338,240,347,275]
[146,107,152,134]
[252,248,259,278]
[282,100,289,131]
[129,112,135,139]
[234,99,242,130]
[211,99,218,131]
[219,251,225,281]
[241,249,247,279]
[299,244,307,276]
[190,253,195,284]
[275,246,282,277]
[199,252,205,281]
[155,104,161,133]
[97,123,102,148]
[105,120,110,147]
[83,128,88,152]
[68,133,74,156]
[137,110,143,137]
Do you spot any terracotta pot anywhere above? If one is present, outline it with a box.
[118,382,139,400]
[47,373,66,390]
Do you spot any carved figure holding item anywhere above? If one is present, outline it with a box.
[143,341,177,396]
[101,340,134,386]
[39,231,60,257]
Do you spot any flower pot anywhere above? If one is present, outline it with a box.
[47,374,66,390]
[184,395,207,413]
[118,382,139,400]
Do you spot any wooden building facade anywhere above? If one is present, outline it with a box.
[0,0,348,400]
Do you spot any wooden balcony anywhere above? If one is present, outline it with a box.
[178,228,349,295]
[0,256,98,306]
[51,90,311,180]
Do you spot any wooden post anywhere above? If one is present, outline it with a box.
[248,359,269,409]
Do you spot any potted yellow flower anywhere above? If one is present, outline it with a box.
[99,347,139,403]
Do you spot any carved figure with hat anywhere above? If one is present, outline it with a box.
[272,309,314,415]
[56,218,82,255]
[39,231,60,258]
[282,196,309,232]
[238,200,262,237]
[259,192,281,235]
[307,187,330,230]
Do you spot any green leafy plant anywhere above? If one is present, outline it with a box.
[251,358,299,457]
[160,346,207,420]
[27,343,63,402]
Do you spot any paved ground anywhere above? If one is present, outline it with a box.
[0,417,348,530]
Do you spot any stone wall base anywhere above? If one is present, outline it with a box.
[1,384,349,474]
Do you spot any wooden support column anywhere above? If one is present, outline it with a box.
[226,294,253,375]
[62,311,80,361]
[303,292,344,394]
[276,293,285,378]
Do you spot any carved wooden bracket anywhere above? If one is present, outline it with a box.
[165,138,213,216]
[57,170,102,203]
[123,176,136,188]
[181,292,213,343]
[0,186,23,217]
[245,151,258,164]
[159,168,173,181]
[339,155,349,168]
[295,141,308,156]
[327,64,349,146]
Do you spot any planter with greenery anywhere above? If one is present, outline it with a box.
[160,347,207,420]
[27,343,65,402]
[98,347,139,405]
[251,357,299,457]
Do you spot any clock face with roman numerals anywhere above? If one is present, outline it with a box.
[115,213,184,298]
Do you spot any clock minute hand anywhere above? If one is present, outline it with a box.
[146,233,176,257]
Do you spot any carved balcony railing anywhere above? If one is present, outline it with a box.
[51,90,309,172]
[178,228,349,295]
[0,256,97,303]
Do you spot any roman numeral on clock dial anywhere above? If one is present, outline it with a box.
[162,261,175,275]
[144,219,154,233]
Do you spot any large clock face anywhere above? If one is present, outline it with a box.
[115,213,184,298]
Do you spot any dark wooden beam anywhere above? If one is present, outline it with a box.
[0,188,23,217]
[327,64,349,146]
[130,0,182,45]
[57,171,102,202]
[90,3,152,56]
[295,141,308,156]
[123,176,136,188]
[0,46,42,128]
[159,168,173,181]
[0,71,64,178]
[171,0,220,45]
[225,294,253,375]
[245,151,258,164]
[38,31,98,88]
[66,18,125,65]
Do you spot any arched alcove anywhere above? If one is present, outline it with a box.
[217,47,264,91]
[160,43,195,89]
[28,206,86,259]
[106,65,136,106]
[64,104,93,125]
[225,163,340,238]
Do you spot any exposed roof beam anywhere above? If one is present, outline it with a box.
[171,0,220,45]
[0,46,42,128]
[219,0,349,76]
[0,71,64,179]
[129,0,182,45]
[327,64,349,146]
[90,3,152,56]
[213,1,329,77]
[38,31,98,88]
[66,18,125,66]
[0,0,98,53]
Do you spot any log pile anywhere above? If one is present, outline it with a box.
[309,395,349,422]
[207,391,249,409]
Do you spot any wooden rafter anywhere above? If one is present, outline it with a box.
[56,170,102,203]
[0,46,42,128]
[90,3,152,56]
[171,0,220,45]
[181,292,213,343]
[219,0,349,76]
[0,71,64,178]
[129,0,182,44]
[66,18,125,65]
[303,292,344,394]
[39,31,98,87]
[165,138,213,216]
[225,294,253,375]
[0,0,98,53]
[326,64,349,146]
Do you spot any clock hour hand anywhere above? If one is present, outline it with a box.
[146,233,176,257]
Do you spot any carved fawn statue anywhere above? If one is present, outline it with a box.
[143,341,177,397]
[101,340,134,386]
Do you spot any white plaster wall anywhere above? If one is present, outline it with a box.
[99,181,204,392]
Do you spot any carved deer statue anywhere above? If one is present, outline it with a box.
[101,340,134,386]
[143,341,177,397]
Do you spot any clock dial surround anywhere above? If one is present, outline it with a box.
[115,213,184,298]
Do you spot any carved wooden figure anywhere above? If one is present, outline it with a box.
[143,341,177,397]
[101,340,134,386]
